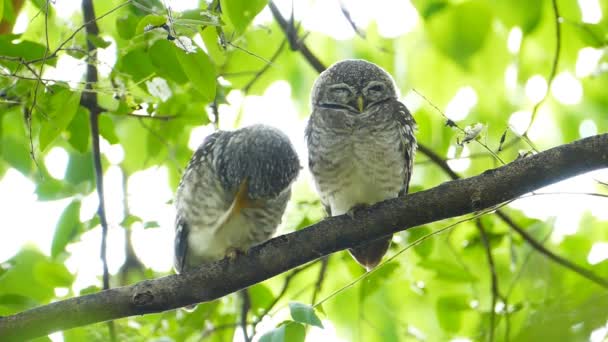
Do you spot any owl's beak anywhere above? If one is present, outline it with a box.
[357,96,364,112]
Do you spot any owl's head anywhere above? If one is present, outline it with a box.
[311,59,398,114]
[216,125,300,200]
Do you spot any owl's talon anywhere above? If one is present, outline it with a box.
[226,247,246,260]
[347,203,370,220]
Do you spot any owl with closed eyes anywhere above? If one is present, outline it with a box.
[305,59,417,271]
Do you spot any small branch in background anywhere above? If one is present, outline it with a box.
[210,95,220,130]
[242,38,288,94]
[25,0,52,169]
[239,290,252,342]
[123,112,178,121]
[251,261,318,336]
[475,219,505,342]
[268,1,325,73]
[311,256,329,305]
[118,168,145,286]
[524,0,561,136]
[338,0,365,38]
[412,89,505,165]
[81,0,115,340]
[496,211,608,287]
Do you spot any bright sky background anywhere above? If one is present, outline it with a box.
[2,0,608,341]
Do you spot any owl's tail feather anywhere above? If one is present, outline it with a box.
[349,235,392,271]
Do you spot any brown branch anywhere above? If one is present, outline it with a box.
[476,219,502,342]
[311,256,329,305]
[81,0,115,340]
[242,38,288,94]
[239,290,251,342]
[268,1,325,73]
[1,134,607,341]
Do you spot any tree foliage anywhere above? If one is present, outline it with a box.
[0,0,607,341]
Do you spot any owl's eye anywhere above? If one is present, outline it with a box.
[368,84,384,93]
[327,86,353,104]
[331,87,351,97]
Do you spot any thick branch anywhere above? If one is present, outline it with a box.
[1,134,607,341]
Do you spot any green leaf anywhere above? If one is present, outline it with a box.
[0,0,5,23]
[87,34,111,49]
[220,0,268,33]
[436,295,470,332]
[51,200,82,258]
[0,37,55,69]
[360,263,399,300]
[149,39,188,84]
[67,107,90,153]
[425,0,492,63]
[39,90,81,151]
[418,259,478,282]
[116,14,139,40]
[412,0,448,20]
[98,114,119,144]
[118,49,155,82]
[0,294,38,313]
[143,221,160,229]
[175,49,216,102]
[121,214,142,228]
[288,302,323,328]
[0,248,56,303]
[135,14,167,34]
[493,0,543,33]
[1,136,33,175]
[64,150,94,187]
[34,261,75,288]
[249,283,275,314]
[407,226,434,257]
[259,321,306,342]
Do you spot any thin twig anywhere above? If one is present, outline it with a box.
[26,0,53,169]
[242,38,288,94]
[311,256,329,305]
[497,211,608,287]
[412,89,506,165]
[339,0,365,38]
[524,0,561,135]
[475,219,502,342]
[251,261,318,335]
[81,0,116,340]
[268,1,325,73]
[239,289,251,342]
[117,168,145,286]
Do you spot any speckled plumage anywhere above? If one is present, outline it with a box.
[306,59,417,271]
[174,124,300,273]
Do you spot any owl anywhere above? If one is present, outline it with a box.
[306,59,417,271]
[174,124,300,273]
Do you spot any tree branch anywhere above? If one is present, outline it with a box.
[0,134,607,341]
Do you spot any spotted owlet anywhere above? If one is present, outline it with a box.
[174,124,300,273]
[306,59,417,271]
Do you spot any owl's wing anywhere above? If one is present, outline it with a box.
[174,131,225,273]
[305,113,333,217]
[391,100,417,197]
